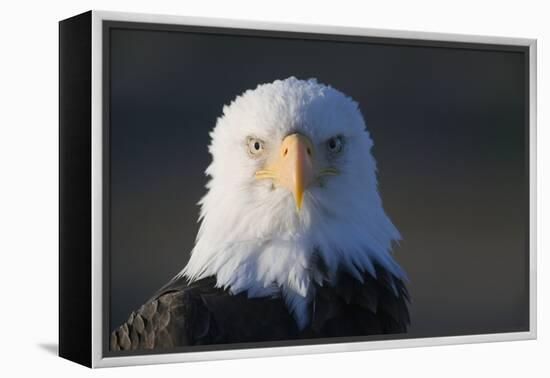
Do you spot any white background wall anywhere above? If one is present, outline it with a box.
[0,0,547,376]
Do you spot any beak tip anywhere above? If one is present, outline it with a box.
[295,195,303,212]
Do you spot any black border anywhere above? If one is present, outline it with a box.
[59,11,92,367]
[101,20,531,358]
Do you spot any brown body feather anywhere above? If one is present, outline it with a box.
[110,264,409,351]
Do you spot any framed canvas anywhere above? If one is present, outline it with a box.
[59,10,537,368]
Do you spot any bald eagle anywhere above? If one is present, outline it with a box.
[110,77,409,351]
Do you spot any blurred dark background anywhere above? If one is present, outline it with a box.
[108,26,529,339]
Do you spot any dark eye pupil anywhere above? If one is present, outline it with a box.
[329,140,336,149]
[254,142,260,150]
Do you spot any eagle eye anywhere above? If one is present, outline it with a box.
[247,137,265,156]
[327,136,344,154]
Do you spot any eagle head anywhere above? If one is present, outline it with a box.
[180,77,404,328]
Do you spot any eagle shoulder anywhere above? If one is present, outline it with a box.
[110,277,216,351]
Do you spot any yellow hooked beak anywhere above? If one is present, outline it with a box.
[256,133,314,210]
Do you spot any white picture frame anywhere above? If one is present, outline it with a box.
[58,10,537,368]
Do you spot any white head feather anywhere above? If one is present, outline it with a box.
[179,77,405,328]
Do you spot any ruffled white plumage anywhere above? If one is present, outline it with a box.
[179,77,404,328]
